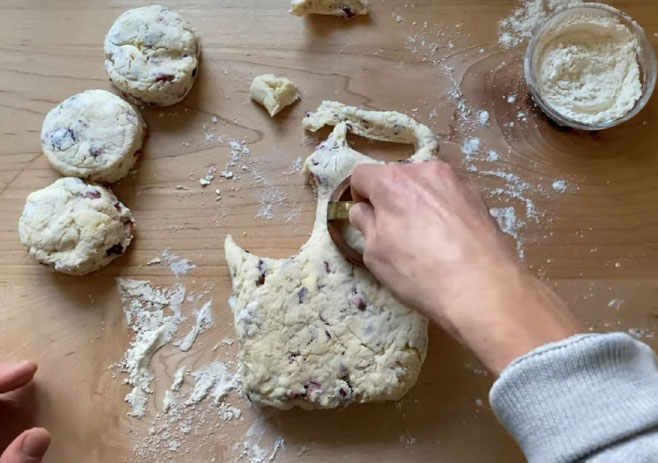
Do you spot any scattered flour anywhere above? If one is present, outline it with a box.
[462,137,481,159]
[171,366,186,391]
[486,150,500,162]
[177,300,214,352]
[490,206,526,259]
[552,179,568,193]
[200,167,217,187]
[219,403,243,422]
[233,416,286,463]
[155,249,197,276]
[628,328,656,340]
[464,362,490,377]
[256,204,274,220]
[478,110,490,126]
[269,437,286,462]
[608,298,624,311]
[498,0,585,49]
[285,156,303,175]
[186,362,240,406]
[116,279,185,417]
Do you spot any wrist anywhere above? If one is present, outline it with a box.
[437,266,580,375]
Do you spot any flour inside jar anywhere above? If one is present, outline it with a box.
[536,10,642,125]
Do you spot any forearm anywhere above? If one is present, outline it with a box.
[434,264,580,375]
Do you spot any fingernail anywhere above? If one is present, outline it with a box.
[18,361,37,372]
[21,430,50,458]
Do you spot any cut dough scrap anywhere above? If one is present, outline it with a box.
[303,100,439,161]
[250,74,300,117]
[225,102,438,410]
[290,0,368,18]
[18,177,135,275]
[104,5,199,106]
[41,90,146,183]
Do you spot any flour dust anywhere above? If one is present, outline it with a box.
[115,252,287,462]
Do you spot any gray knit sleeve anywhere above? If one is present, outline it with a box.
[489,333,658,463]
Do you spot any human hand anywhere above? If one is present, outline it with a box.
[0,362,50,463]
[349,161,580,374]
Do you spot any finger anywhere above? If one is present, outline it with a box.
[0,428,51,463]
[350,164,384,202]
[349,202,375,238]
[0,362,37,394]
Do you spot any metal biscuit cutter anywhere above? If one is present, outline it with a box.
[327,175,365,267]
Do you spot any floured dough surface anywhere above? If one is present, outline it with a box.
[250,74,299,117]
[290,0,368,18]
[104,5,199,106]
[18,177,135,275]
[225,101,438,410]
[41,90,146,183]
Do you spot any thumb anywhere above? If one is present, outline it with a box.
[349,202,375,238]
[0,428,51,463]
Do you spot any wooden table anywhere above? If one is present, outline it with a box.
[2,0,658,461]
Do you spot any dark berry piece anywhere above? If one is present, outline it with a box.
[350,289,367,310]
[323,261,331,273]
[83,190,101,199]
[114,202,122,212]
[191,67,197,77]
[304,380,321,394]
[89,145,103,157]
[256,259,267,285]
[312,174,328,186]
[155,73,175,83]
[341,6,355,18]
[50,127,76,150]
[106,243,124,256]
[338,374,353,399]
[298,287,309,304]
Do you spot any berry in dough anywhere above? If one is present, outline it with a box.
[249,74,299,117]
[18,177,135,275]
[41,90,146,183]
[289,0,368,18]
[104,5,200,106]
[225,101,439,410]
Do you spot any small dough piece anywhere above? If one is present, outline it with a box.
[225,102,438,410]
[41,90,146,183]
[250,74,299,117]
[104,5,199,106]
[290,0,368,18]
[18,177,135,275]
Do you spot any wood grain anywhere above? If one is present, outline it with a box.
[1,0,658,461]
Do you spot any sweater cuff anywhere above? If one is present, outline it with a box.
[490,333,658,463]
